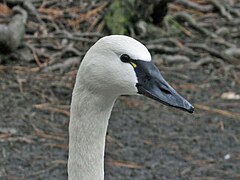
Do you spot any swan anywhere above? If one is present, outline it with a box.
[68,35,194,180]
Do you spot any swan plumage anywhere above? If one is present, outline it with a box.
[68,35,193,180]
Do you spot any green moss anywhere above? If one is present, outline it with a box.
[104,0,135,35]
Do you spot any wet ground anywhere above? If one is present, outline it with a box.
[0,57,239,180]
[0,0,240,179]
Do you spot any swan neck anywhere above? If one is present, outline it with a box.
[68,87,116,180]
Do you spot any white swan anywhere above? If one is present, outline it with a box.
[68,35,194,180]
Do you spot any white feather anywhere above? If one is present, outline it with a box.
[68,35,152,180]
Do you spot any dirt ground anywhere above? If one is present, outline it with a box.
[0,1,240,180]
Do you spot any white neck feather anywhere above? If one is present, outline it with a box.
[68,83,116,180]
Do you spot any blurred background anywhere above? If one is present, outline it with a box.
[0,0,240,179]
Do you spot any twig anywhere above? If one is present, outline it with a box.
[106,135,124,148]
[186,43,239,65]
[61,43,84,57]
[147,42,197,57]
[189,57,224,69]
[210,0,233,20]
[22,0,44,24]
[175,0,213,12]
[147,44,179,54]
[43,57,80,72]
[31,123,66,141]
[33,103,70,116]
[25,43,42,67]
[106,159,144,169]
[195,104,240,120]
[162,55,190,65]
[147,37,184,49]
[0,135,34,143]
[16,78,26,93]
[173,12,216,38]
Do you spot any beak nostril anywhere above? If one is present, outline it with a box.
[160,87,171,95]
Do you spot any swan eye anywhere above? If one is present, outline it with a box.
[120,54,130,63]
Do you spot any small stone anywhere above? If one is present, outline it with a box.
[221,92,240,100]
[224,154,231,160]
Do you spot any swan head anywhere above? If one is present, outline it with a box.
[77,35,194,113]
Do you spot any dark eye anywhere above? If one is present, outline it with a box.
[120,54,130,63]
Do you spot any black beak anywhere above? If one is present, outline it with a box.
[132,60,194,113]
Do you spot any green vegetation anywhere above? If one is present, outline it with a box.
[104,0,135,35]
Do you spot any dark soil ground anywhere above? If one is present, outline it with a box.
[0,1,240,180]
[1,54,240,180]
